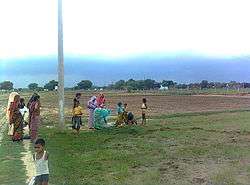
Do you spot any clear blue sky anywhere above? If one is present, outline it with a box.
[0,0,250,60]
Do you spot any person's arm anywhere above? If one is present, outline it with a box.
[88,102,96,109]
[8,103,14,123]
[44,152,49,160]
[34,102,39,110]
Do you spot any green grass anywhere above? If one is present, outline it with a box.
[0,133,27,185]
[0,104,27,185]
[1,90,250,185]
[34,110,250,185]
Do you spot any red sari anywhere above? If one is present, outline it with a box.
[9,102,23,141]
[96,96,105,108]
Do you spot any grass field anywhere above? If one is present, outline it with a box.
[1,91,250,185]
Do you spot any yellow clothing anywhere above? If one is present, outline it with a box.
[73,106,83,116]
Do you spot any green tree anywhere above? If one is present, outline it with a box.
[0,81,13,90]
[76,80,93,90]
[114,80,126,90]
[200,80,209,89]
[144,79,155,90]
[126,79,138,90]
[44,80,58,91]
[28,83,38,90]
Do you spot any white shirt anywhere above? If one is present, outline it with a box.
[19,106,29,123]
[34,151,49,176]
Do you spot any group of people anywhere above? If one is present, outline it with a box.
[4,91,148,185]
[72,92,110,132]
[6,92,41,143]
[71,92,148,133]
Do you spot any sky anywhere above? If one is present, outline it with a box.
[1,0,250,88]
[0,0,250,59]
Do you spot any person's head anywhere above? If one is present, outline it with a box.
[34,138,45,153]
[142,98,147,103]
[117,102,122,107]
[20,98,25,104]
[33,94,40,102]
[76,93,81,99]
[90,96,96,102]
[124,103,127,108]
[99,93,104,98]
[14,94,20,103]
[19,98,25,108]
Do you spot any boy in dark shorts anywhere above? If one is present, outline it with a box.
[33,138,49,185]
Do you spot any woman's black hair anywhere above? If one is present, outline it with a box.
[33,94,40,101]
[19,98,25,109]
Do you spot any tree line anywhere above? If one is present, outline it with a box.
[1,79,250,91]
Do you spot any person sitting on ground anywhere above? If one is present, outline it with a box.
[123,103,128,124]
[127,112,137,125]
[115,102,124,126]
[94,108,111,129]
[72,101,83,134]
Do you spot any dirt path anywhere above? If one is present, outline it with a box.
[0,107,7,146]
[21,140,36,184]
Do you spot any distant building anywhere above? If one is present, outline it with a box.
[159,85,168,90]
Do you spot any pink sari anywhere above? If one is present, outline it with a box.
[29,101,40,142]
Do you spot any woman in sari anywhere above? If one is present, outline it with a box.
[87,96,97,129]
[9,94,23,141]
[29,94,41,142]
[6,92,19,136]
[96,93,106,108]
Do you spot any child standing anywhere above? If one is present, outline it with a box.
[19,98,30,139]
[33,138,49,185]
[141,98,148,124]
[19,98,29,125]
[72,101,83,134]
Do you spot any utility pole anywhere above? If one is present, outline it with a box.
[58,0,65,129]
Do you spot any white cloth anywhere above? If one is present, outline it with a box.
[34,151,49,176]
[6,92,19,120]
[19,106,29,123]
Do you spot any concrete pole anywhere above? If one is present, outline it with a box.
[58,0,65,129]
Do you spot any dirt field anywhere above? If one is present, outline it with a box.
[30,91,250,124]
[1,91,250,123]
